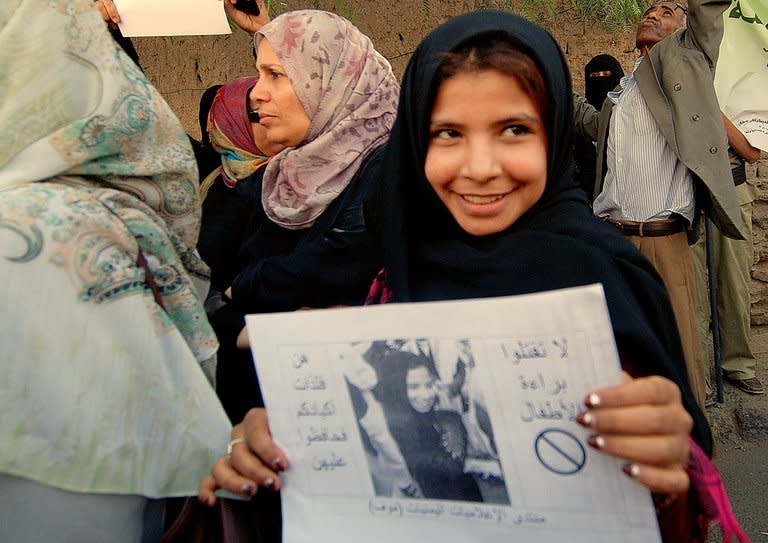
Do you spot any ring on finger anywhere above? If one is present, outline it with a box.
[227,437,246,455]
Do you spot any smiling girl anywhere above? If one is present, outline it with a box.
[201,10,746,542]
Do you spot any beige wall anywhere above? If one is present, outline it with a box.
[749,155,768,326]
[130,1,639,140]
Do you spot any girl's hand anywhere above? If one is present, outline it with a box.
[236,325,250,349]
[198,408,289,505]
[576,372,692,495]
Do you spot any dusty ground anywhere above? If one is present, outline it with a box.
[705,329,768,540]
[131,0,639,140]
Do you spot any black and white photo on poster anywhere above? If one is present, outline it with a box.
[342,338,510,504]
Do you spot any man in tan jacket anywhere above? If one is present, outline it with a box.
[573,0,746,408]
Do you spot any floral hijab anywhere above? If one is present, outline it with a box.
[255,10,399,229]
[0,0,201,249]
[0,0,216,363]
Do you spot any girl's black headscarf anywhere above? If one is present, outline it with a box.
[365,10,711,454]
[373,350,482,501]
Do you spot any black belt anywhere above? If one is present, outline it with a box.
[605,216,685,237]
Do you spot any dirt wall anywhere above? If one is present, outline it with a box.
[131,0,638,140]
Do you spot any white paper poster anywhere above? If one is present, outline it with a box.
[246,284,661,542]
[113,0,232,37]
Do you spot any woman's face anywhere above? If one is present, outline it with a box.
[406,366,438,413]
[424,69,548,236]
[250,39,311,148]
[247,90,286,157]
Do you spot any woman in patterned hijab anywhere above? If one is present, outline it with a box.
[253,9,399,230]
[212,10,398,425]
[218,9,398,313]
[205,12,398,540]
[0,1,231,540]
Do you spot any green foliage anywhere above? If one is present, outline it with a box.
[571,0,646,31]
[473,0,518,11]
[304,0,358,20]
[259,0,650,32]
[498,0,648,29]
[519,0,558,20]
[332,0,359,20]
[264,0,289,17]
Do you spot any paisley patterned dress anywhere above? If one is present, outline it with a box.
[0,0,231,497]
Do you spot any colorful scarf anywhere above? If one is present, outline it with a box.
[208,76,270,187]
[255,10,399,229]
[0,0,231,498]
[0,0,201,250]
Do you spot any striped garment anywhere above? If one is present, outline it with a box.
[593,59,696,224]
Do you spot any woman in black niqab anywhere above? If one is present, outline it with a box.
[584,53,625,109]
[574,54,625,192]
[365,8,711,477]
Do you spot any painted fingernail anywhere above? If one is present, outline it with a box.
[241,484,256,496]
[576,412,595,428]
[587,434,605,450]
[263,478,275,489]
[197,495,211,506]
[273,459,286,471]
[623,463,641,478]
[585,393,601,408]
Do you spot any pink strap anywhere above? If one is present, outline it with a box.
[364,269,394,305]
[687,437,750,543]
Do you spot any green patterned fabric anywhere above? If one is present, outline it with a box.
[0,1,201,250]
[0,0,231,497]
